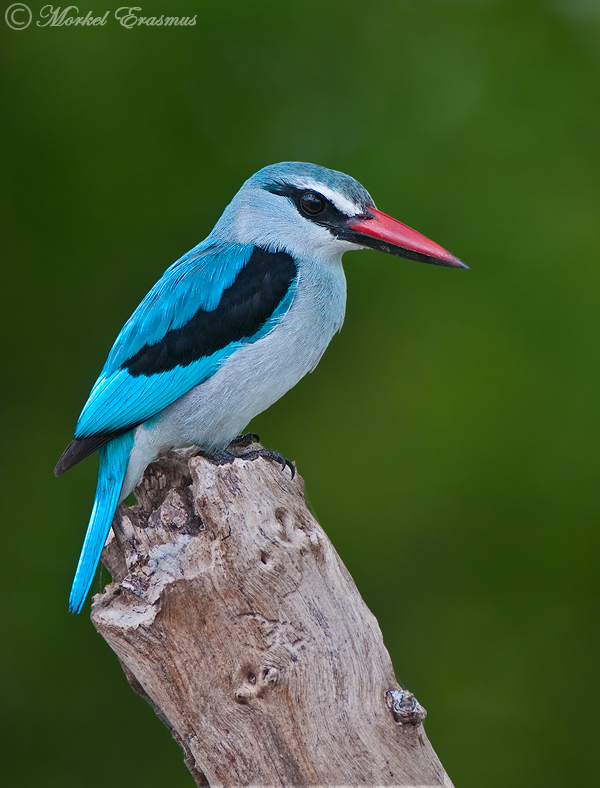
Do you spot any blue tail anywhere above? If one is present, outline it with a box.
[69,431,134,614]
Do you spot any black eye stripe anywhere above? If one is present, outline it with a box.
[265,182,351,230]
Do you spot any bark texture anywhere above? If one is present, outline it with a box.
[91,445,453,788]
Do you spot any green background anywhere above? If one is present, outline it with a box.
[2,1,600,785]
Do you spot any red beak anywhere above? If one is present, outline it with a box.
[346,207,467,269]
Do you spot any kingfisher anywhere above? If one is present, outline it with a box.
[56,162,466,613]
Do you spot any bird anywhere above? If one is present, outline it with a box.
[56,161,466,613]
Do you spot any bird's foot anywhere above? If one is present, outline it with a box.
[227,432,260,450]
[202,449,237,467]
[236,448,295,479]
[199,433,259,466]
[203,443,295,478]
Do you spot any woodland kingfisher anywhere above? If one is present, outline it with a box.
[55,161,466,613]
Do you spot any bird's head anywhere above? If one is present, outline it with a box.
[212,162,466,269]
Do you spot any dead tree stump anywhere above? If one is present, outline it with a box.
[91,445,453,788]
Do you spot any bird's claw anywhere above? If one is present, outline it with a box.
[237,448,295,479]
[203,445,295,478]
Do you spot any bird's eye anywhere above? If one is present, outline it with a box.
[299,192,326,216]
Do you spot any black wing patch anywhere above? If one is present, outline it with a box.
[124,246,297,377]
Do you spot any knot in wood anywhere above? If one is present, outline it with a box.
[386,689,427,726]
[233,665,281,703]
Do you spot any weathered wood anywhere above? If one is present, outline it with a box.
[91,445,453,788]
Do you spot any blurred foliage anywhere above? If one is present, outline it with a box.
[2,0,600,785]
